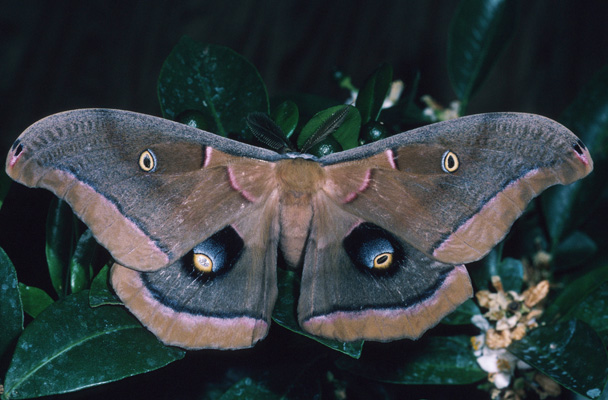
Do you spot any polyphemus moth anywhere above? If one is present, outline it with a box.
[5,109,593,350]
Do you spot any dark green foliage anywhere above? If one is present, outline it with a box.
[158,36,269,139]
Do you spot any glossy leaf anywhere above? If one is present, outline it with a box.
[543,264,608,322]
[355,62,393,124]
[272,268,363,359]
[447,0,517,110]
[552,230,597,271]
[469,247,523,292]
[218,361,321,400]
[68,229,97,294]
[336,335,486,385]
[297,105,360,151]
[89,265,121,307]
[273,93,341,125]
[508,319,608,399]
[218,378,280,400]
[45,198,75,297]
[0,247,23,358]
[158,36,269,138]
[18,283,53,318]
[543,65,608,245]
[271,100,299,138]
[564,281,608,338]
[441,299,482,325]
[3,291,185,399]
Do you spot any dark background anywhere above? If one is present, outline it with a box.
[1,1,607,398]
[2,1,608,148]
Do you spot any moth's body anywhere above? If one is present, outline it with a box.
[274,158,323,267]
[6,109,593,350]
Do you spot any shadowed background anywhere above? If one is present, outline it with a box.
[1,1,607,398]
[2,1,607,146]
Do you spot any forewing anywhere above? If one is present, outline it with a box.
[321,113,593,264]
[6,109,281,270]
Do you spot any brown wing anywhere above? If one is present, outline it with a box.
[111,191,280,349]
[297,113,592,342]
[321,113,593,264]
[6,109,281,271]
[297,193,472,342]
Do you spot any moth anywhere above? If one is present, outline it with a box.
[5,109,593,350]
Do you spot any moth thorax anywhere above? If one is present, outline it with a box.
[275,159,325,197]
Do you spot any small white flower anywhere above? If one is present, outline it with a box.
[472,314,491,331]
[344,90,358,105]
[382,80,404,109]
[344,80,404,110]
[490,371,512,389]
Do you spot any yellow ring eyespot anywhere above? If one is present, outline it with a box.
[138,149,156,172]
[373,252,393,269]
[442,150,459,173]
[193,253,213,273]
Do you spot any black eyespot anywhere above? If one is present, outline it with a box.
[573,139,586,155]
[441,150,459,173]
[189,226,244,277]
[343,222,404,275]
[12,140,23,156]
[138,149,157,172]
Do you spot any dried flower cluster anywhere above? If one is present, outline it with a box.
[476,276,547,349]
[471,276,560,399]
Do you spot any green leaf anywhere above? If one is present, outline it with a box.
[542,65,608,245]
[297,105,360,151]
[441,299,482,325]
[158,36,269,138]
[218,361,321,400]
[552,230,597,271]
[469,247,523,292]
[0,169,11,211]
[89,265,122,307]
[564,281,608,338]
[543,264,608,322]
[496,258,524,292]
[272,93,340,123]
[18,284,53,318]
[336,335,486,385]
[271,100,299,139]
[218,378,280,400]
[68,229,97,294]
[0,247,23,358]
[272,268,363,359]
[3,291,185,399]
[355,62,393,124]
[508,319,608,399]
[447,0,517,111]
[45,198,76,297]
